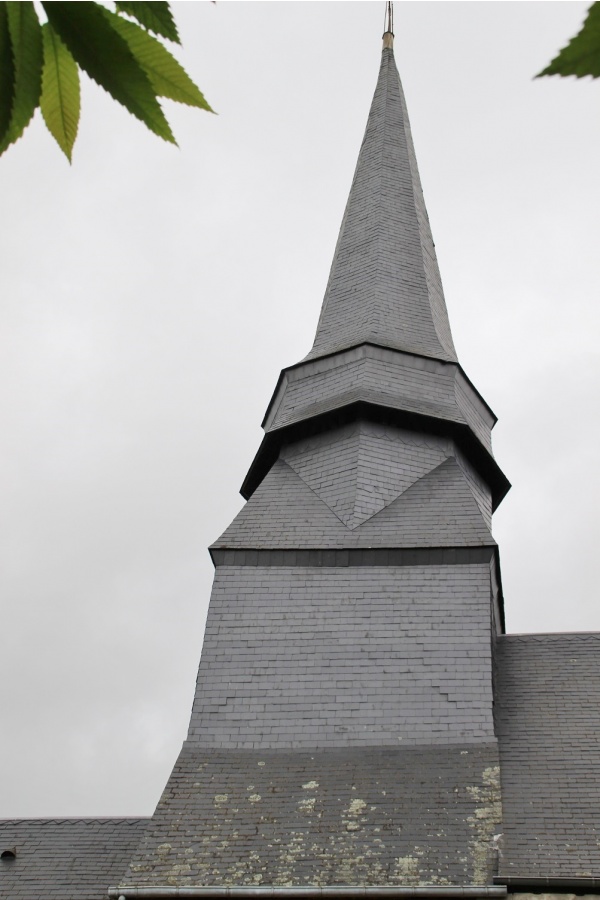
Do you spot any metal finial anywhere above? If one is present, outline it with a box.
[383,1,394,48]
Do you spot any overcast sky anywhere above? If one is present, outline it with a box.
[1,1,599,818]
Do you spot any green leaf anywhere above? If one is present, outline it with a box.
[116,2,179,44]
[0,2,42,154]
[41,1,175,144]
[109,13,213,111]
[40,22,80,161]
[538,2,600,78]
[0,4,16,147]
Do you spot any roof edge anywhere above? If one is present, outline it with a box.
[110,887,508,899]
[495,876,600,892]
[498,630,600,640]
[0,817,149,824]
[243,402,510,508]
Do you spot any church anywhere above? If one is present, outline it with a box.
[2,19,600,900]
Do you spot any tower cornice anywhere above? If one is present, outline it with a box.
[241,398,510,510]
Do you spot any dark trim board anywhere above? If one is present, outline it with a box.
[495,876,600,893]
[210,547,496,568]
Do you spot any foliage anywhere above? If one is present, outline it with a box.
[0,1,212,162]
[538,2,600,79]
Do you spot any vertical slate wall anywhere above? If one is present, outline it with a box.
[189,564,496,748]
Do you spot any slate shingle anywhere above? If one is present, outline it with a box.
[495,633,600,878]
[306,49,457,364]
[282,421,448,529]
[215,424,494,550]
[266,348,495,457]
[120,744,501,889]
[188,564,496,748]
[0,818,148,900]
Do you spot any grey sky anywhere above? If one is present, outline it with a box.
[1,2,598,818]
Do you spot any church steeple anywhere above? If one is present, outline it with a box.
[113,19,510,894]
[242,35,509,508]
[307,31,457,364]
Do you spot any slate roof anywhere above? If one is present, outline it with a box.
[216,453,493,550]
[306,45,457,364]
[216,423,494,550]
[248,50,510,511]
[0,818,148,899]
[119,744,501,889]
[495,633,600,877]
[265,347,495,453]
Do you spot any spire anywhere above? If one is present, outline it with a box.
[242,21,510,509]
[306,33,457,364]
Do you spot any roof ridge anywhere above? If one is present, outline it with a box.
[0,816,150,824]
[500,631,600,641]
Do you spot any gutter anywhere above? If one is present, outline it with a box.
[109,888,508,899]
[494,876,600,893]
